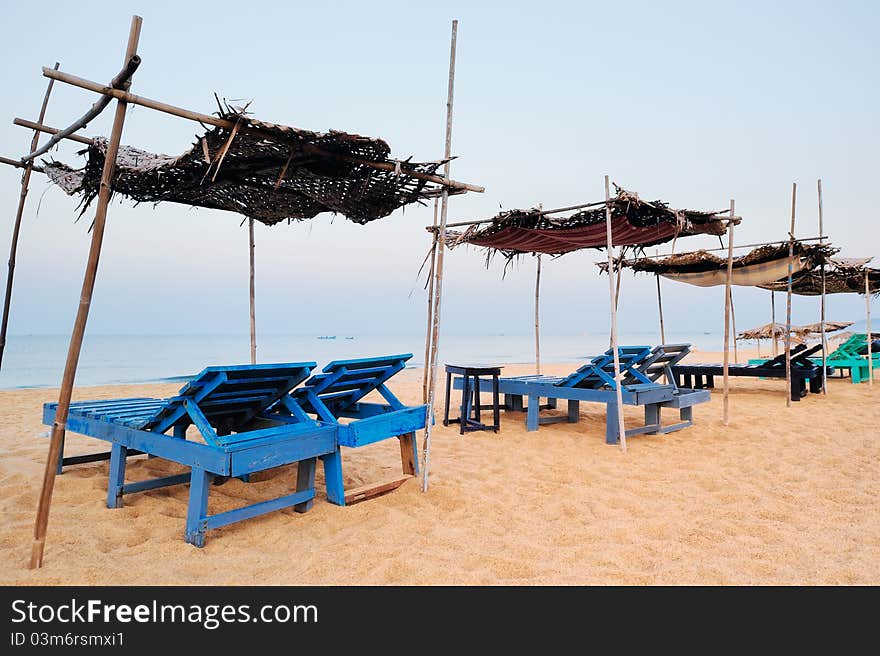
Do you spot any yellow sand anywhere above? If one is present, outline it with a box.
[1,350,878,585]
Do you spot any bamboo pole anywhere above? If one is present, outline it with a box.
[13,118,93,146]
[422,198,439,404]
[535,254,542,374]
[729,287,739,363]
[722,201,735,426]
[22,57,141,163]
[248,218,256,365]
[0,156,45,172]
[867,270,873,387]
[0,63,60,371]
[785,183,797,408]
[771,291,778,357]
[41,66,484,194]
[422,20,458,493]
[30,15,142,569]
[604,175,626,452]
[534,203,543,374]
[614,247,623,311]
[655,274,666,344]
[818,179,827,394]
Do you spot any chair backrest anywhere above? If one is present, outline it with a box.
[790,342,823,366]
[556,346,653,390]
[291,354,412,418]
[630,344,691,384]
[833,333,866,358]
[145,362,316,434]
[760,343,807,369]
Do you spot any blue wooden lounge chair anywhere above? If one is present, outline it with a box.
[43,363,340,547]
[267,353,427,505]
[455,344,710,444]
[673,343,825,401]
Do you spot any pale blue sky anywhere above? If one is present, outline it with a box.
[0,0,876,338]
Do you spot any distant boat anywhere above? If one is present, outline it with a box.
[317,335,336,340]
[345,336,355,340]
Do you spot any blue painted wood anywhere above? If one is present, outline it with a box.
[527,395,539,431]
[228,428,337,477]
[336,405,428,447]
[463,345,710,442]
[204,489,315,532]
[185,468,211,547]
[106,443,127,509]
[295,458,317,513]
[321,450,345,506]
[122,473,191,495]
[183,399,219,446]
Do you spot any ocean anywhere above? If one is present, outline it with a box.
[0,331,727,389]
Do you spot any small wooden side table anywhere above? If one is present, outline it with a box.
[443,364,502,434]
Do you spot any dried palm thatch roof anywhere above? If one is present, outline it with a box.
[603,242,835,275]
[758,258,880,296]
[737,320,852,341]
[445,187,735,260]
[44,110,446,225]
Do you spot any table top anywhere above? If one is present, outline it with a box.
[445,364,503,375]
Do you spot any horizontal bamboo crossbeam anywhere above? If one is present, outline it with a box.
[0,156,44,173]
[14,118,94,146]
[23,56,140,163]
[41,66,484,193]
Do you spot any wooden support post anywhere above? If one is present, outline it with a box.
[534,204,543,375]
[422,19,458,493]
[248,218,256,364]
[729,286,739,363]
[817,179,828,394]
[867,270,873,387]
[604,175,626,452]
[29,15,142,569]
[771,291,778,357]
[722,201,735,426]
[785,183,797,408]
[655,274,666,344]
[534,253,542,374]
[423,199,439,404]
[0,63,60,371]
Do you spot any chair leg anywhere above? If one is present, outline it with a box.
[184,467,211,548]
[398,432,418,476]
[526,395,539,431]
[106,443,128,509]
[492,375,500,432]
[605,403,619,444]
[322,450,345,506]
[644,404,660,434]
[567,400,579,423]
[473,375,482,424]
[294,458,317,513]
[443,371,452,425]
[459,375,470,435]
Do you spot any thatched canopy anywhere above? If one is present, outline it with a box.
[737,320,852,341]
[44,111,446,225]
[445,187,735,259]
[598,242,836,288]
[758,258,880,296]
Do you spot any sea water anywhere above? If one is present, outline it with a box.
[0,331,725,389]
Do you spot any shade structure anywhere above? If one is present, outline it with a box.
[44,111,448,225]
[601,242,836,288]
[445,187,735,258]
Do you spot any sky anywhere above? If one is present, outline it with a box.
[0,0,877,338]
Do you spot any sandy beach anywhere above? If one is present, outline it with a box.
[1,349,878,585]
